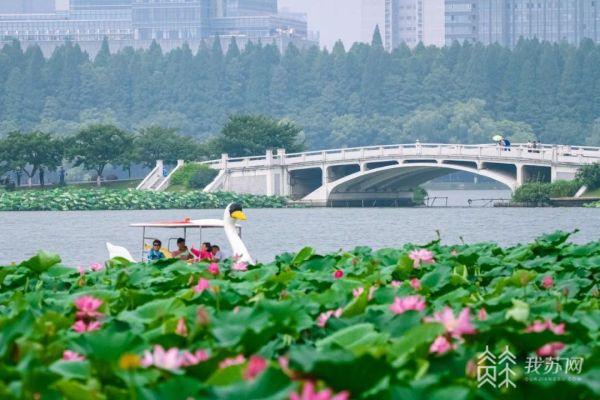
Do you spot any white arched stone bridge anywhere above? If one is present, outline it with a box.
[140,143,600,206]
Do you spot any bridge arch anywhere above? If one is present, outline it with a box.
[303,162,517,203]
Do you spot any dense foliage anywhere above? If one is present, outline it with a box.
[0,232,597,399]
[575,163,600,190]
[133,126,204,168]
[0,131,63,186]
[66,125,135,186]
[512,180,582,205]
[207,115,305,158]
[1,38,599,148]
[170,164,219,190]
[0,188,287,211]
[0,117,305,187]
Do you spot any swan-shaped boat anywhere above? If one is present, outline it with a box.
[107,203,253,264]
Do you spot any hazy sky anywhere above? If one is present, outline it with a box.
[279,0,363,49]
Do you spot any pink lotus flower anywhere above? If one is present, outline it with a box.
[72,320,102,333]
[141,345,183,371]
[429,335,454,355]
[89,262,104,272]
[219,354,246,369]
[410,278,422,290]
[537,342,565,357]
[290,381,349,400]
[451,250,458,256]
[278,356,293,375]
[232,262,248,272]
[542,276,554,289]
[77,266,85,277]
[333,270,344,279]
[194,277,211,294]
[74,295,103,319]
[389,295,426,315]
[175,318,188,337]
[197,307,210,326]
[525,320,565,335]
[478,308,488,321]
[244,355,268,380]
[208,262,220,275]
[62,350,85,361]
[316,308,343,328]
[425,307,476,338]
[408,249,435,268]
[352,287,364,298]
[181,349,209,366]
[391,280,401,288]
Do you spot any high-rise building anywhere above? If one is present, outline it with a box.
[384,0,445,49]
[0,0,314,55]
[70,0,131,11]
[0,0,55,13]
[224,0,277,16]
[444,0,478,45]
[131,0,210,40]
[478,0,599,47]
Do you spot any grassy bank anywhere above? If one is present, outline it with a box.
[0,231,597,399]
[0,188,287,211]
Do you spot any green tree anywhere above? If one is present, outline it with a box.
[576,163,600,190]
[209,115,305,158]
[0,131,62,187]
[134,126,203,168]
[67,124,133,186]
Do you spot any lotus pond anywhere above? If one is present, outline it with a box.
[0,231,598,399]
[0,189,288,211]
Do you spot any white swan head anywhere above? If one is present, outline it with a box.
[225,202,247,223]
[223,203,253,264]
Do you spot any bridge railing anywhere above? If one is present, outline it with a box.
[200,143,600,169]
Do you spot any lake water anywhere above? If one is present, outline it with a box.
[1,190,598,266]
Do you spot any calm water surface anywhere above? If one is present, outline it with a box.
[1,190,598,265]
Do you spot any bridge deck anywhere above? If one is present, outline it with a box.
[203,143,600,170]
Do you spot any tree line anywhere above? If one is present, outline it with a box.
[0,33,599,149]
[0,115,304,187]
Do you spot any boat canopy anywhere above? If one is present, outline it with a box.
[130,219,240,229]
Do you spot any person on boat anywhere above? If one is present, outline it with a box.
[148,239,165,261]
[200,242,213,260]
[211,245,223,262]
[172,238,193,261]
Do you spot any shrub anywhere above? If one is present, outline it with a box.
[576,162,600,189]
[513,180,583,204]
[170,163,216,188]
[548,180,581,198]
[189,166,218,189]
[512,182,551,205]
[412,186,428,205]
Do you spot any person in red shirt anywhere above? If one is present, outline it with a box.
[199,242,213,260]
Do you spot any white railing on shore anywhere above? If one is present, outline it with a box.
[199,143,600,170]
[136,162,162,190]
